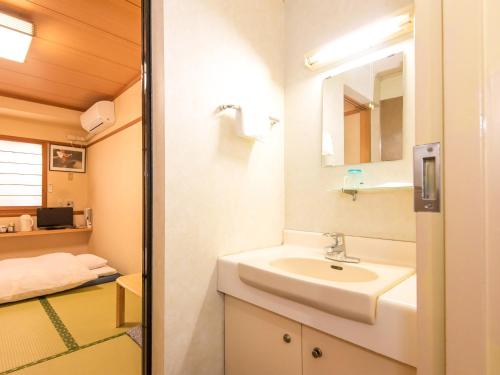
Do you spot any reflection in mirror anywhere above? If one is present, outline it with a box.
[322,52,405,167]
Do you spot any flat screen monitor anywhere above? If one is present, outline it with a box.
[37,207,74,229]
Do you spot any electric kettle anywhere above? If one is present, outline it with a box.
[19,214,34,232]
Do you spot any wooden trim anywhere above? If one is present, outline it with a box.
[0,134,46,145]
[87,116,142,147]
[0,227,91,238]
[126,0,141,8]
[344,109,363,117]
[0,209,83,218]
[42,142,48,207]
[113,75,142,100]
[0,208,39,217]
[0,91,85,112]
[0,134,86,149]
[344,95,370,111]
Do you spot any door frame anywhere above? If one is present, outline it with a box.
[443,0,489,373]
[414,0,445,374]
[141,0,154,374]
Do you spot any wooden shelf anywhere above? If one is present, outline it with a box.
[0,227,92,239]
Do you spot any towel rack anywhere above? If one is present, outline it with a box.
[216,104,280,126]
[216,104,241,112]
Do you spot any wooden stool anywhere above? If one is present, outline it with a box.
[116,273,142,327]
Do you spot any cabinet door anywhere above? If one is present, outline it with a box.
[302,326,416,375]
[225,296,302,375]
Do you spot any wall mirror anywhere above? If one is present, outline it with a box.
[322,52,407,167]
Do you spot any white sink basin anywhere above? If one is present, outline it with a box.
[270,257,378,282]
[238,249,414,324]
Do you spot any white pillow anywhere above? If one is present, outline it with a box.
[91,265,117,277]
[75,254,107,270]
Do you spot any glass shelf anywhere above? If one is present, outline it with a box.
[330,182,414,193]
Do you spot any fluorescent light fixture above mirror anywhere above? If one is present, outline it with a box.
[0,12,34,63]
[305,9,413,71]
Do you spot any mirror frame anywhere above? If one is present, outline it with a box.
[322,50,408,169]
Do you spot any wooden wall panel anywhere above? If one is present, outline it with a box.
[28,0,142,45]
[0,59,122,95]
[28,39,137,84]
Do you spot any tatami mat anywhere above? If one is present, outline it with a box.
[12,335,141,375]
[0,300,67,373]
[46,282,141,345]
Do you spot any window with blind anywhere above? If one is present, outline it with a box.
[0,138,44,208]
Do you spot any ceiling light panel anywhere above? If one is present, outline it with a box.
[0,12,34,63]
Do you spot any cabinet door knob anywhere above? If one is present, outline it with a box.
[283,333,292,343]
[312,347,323,359]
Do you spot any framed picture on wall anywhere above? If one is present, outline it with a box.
[49,144,86,173]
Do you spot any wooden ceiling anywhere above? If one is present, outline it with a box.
[0,0,142,111]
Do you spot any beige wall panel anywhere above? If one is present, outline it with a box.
[484,1,500,373]
[87,79,143,275]
[87,123,142,274]
[0,231,90,260]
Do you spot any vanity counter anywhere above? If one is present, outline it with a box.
[218,236,417,367]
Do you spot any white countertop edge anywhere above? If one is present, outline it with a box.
[218,253,417,367]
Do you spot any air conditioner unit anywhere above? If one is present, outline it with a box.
[80,101,115,135]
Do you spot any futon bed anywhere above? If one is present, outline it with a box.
[0,252,118,304]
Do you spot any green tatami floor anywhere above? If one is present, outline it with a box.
[0,282,141,375]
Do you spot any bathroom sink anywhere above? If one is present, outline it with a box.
[238,250,414,324]
[270,257,378,282]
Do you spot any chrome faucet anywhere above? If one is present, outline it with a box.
[323,233,360,263]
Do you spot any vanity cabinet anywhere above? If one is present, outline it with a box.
[225,296,416,375]
[302,326,415,375]
[225,296,302,375]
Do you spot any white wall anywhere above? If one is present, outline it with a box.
[163,1,285,374]
[322,78,345,165]
[285,0,416,241]
[380,73,404,100]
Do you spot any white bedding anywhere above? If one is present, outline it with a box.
[91,265,117,277]
[0,253,98,304]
